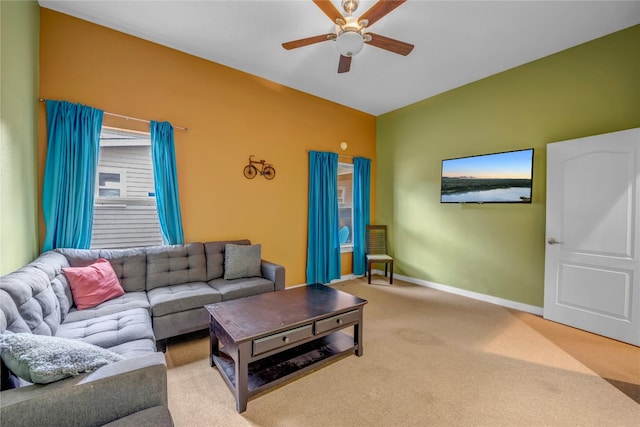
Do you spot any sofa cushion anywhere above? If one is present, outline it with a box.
[0,333,124,384]
[28,251,73,320]
[105,338,158,359]
[62,259,125,310]
[0,267,61,336]
[224,244,262,280]
[147,283,222,317]
[204,240,251,280]
[208,277,275,301]
[57,248,147,293]
[28,251,70,278]
[56,308,154,348]
[146,243,207,290]
[49,273,74,321]
[0,290,28,335]
[63,292,150,323]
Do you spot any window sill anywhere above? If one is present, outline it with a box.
[340,244,353,254]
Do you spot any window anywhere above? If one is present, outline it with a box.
[338,162,353,252]
[90,127,163,249]
[97,168,125,197]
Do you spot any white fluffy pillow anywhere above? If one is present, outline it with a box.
[0,333,124,384]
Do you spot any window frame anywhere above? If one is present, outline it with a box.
[95,166,127,199]
[90,126,163,249]
[338,162,354,253]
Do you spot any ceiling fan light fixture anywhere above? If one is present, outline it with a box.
[342,0,359,15]
[335,31,364,57]
[283,0,414,73]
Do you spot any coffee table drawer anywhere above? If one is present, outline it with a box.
[253,324,313,356]
[314,310,360,335]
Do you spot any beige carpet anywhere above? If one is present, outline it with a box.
[165,278,640,426]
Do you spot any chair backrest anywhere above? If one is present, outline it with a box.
[365,225,388,255]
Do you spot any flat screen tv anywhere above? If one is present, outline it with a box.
[441,148,534,203]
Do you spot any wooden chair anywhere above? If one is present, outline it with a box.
[365,225,393,284]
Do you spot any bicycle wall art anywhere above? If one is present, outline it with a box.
[243,155,276,180]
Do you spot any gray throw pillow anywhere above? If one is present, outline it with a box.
[0,333,124,384]
[224,244,262,280]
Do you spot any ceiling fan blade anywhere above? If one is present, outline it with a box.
[282,34,334,50]
[359,0,406,27]
[312,0,344,24]
[366,33,414,56]
[338,55,352,73]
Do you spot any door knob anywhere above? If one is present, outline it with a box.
[547,237,562,245]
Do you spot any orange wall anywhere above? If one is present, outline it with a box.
[38,9,376,285]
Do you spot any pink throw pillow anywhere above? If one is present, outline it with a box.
[62,258,125,310]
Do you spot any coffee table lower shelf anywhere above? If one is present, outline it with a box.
[212,331,356,400]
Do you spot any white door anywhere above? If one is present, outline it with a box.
[544,127,640,346]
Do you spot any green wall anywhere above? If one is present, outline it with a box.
[377,24,640,307]
[0,1,40,275]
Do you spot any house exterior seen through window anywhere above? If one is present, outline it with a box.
[90,127,163,249]
[338,162,354,252]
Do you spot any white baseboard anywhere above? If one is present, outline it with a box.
[291,274,357,289]
[332,274,358,283]
[297,271,544,316]
[386,271,543,316]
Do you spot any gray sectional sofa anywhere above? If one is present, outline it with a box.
[0,239,285,426]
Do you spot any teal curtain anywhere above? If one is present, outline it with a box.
[150,121,184,245]
[306,151,341,284]
[353,156,371,275]
[42,100,104,251]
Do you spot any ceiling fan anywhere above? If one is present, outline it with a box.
[282,0,414,73]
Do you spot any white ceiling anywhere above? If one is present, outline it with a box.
[38,1,640,116]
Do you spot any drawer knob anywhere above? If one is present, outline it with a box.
[282,336,290,343]
[336,318,343,324]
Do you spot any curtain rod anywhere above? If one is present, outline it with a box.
[307,150,354,159]
[38,98,188,131]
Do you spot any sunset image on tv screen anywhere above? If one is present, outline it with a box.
[441,149,534,203]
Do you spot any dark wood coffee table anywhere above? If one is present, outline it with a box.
[205,283,367,412]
